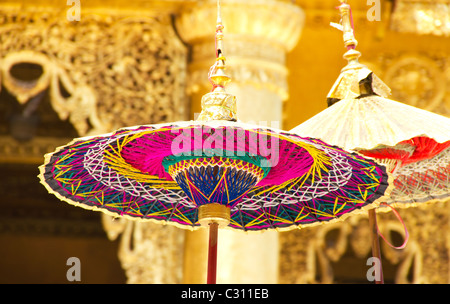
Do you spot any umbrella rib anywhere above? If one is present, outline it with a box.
[304,199,321,222]
[166,199,181,222]
[257,201,274,229]
[278,202,296,225]
[235,203,246,230]
[142,193,164,218]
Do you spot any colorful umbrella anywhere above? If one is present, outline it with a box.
[290,0,450,283]
[38,0,393,284]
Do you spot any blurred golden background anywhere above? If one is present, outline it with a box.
[0,0,449,284]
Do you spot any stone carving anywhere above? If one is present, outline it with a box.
[0,9,188,136]
[382,54,446,113]
[0,6,189,285]
[101,216,185,284]
[279,203,450,284]
[390,0,450,37]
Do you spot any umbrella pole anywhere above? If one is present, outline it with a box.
[368,208,384,284]
[198,203,230,284]
[207,222,219,284]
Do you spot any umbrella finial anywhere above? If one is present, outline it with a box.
[327,0,391,105]
[196,0,237,122]
[338,0,358,51]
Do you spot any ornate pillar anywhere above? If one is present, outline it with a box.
[177,0,303,125]
[176,0,304,283]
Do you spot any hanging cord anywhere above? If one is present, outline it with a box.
[370,160,409,250]
[376,160,409,250]
[377,202,410,249]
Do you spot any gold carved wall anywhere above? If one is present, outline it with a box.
[390,0,450,36]
[0,1,189,284]
[279,202,450,284]
[280,0,450,284]
[0,7,188,136]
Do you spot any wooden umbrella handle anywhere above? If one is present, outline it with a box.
[207,222,219,284]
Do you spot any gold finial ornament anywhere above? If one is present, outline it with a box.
[338,0,358,50]
[327,0,390,103]
[196,0,237,122]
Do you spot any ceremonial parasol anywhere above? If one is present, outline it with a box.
[290,0,450,283]
[38,0,393,284]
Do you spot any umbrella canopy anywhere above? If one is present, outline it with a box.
[297,94,450,158]
[38,119,392,232]
[292,96,450,209]
[38,0,393,232]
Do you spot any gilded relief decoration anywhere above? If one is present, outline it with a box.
[390,0,450,36]
[375,54,449,116]
[102,217,185,284]
[279,202,450,284]
[0,8,188,137]
[350,53,449,118]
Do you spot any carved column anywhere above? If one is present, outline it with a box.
[176,0,304,283]
[176,0,303,124]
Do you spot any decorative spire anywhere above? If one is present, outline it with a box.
[327,0,390,106]
[196,0,237,122]
[335,0,364,72]
[337,0,358,51]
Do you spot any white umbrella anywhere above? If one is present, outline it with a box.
[290,0,450,283]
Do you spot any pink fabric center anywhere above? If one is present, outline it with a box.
[119,125,314,187]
